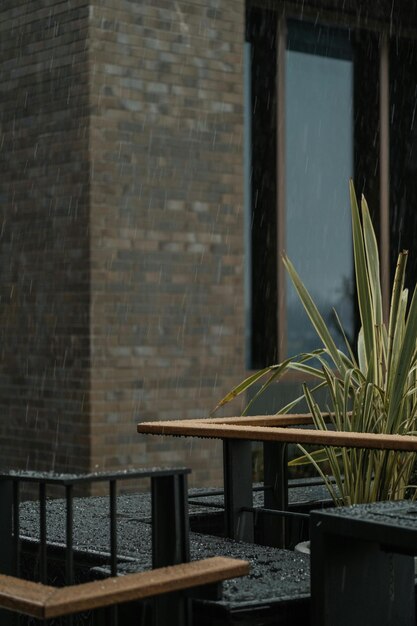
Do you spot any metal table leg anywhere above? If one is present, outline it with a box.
[151,473,190,626]
[261,442,288,547]
[223,439,254,542]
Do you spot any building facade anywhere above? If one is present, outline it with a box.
[0,0,416,484]
[1,0,245,484]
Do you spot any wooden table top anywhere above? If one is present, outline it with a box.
[137,415,417,452]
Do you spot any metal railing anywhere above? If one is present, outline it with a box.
[0,467,191,626]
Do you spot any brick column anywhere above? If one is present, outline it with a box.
[0,1,91,472]
[88,0,246,483]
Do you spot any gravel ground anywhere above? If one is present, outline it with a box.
[19,486,312,610]
[17,489,417,624]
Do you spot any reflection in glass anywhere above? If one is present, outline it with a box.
[285,29,354,357]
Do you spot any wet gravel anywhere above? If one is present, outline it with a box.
[18,492,417,617]
[317,499,417,529]
[116,533,311,608]
[189,481,332,511]
[19,486,312,608]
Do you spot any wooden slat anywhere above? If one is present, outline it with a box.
[46,557,249,618]
[0,558,249,619]
[0,575,55,619]
[203,414,316,426]
[137,420,417,452]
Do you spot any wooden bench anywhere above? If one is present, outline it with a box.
[0,557,249,619]
[137,417,417,626]
[137,414,417,451]
[137,415,417,545]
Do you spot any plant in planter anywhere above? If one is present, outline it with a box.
[212,181,417,506]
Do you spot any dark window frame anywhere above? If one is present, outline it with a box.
[246,2,403,369]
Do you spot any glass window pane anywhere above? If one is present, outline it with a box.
[285,28,354,357]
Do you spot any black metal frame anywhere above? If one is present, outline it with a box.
[185,441,317,548]
[223,440,254,541]
[221,441,307,547]
[0,467,191,626]
[310,502,417,626]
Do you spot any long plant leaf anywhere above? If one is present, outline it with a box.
[350,181,375,368]
[209,366,280,416]
[361,194,383,327]
[388,282,417,430]
[283,255,345,373]
[387,253,407,374]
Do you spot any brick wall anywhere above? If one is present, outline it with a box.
[0,0,246,486]
[0,1,91,472]
[88,0,245,484]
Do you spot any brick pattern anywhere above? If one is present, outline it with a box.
[88,0,245,484]
[0,0,246,485]
[0,1,91,472]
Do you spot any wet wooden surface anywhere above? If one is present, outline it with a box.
[0,557,249,619]
[137,418,417,452]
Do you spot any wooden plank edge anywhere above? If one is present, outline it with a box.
[203,414,315,426]
[0,575,55,618]
[137,421,417,452]
[136,414,315,427]
[137,413,341,427]
[45,557,249,618]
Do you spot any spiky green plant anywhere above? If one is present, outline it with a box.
[212,181,417,505]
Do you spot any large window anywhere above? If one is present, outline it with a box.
[285,21,354,357]
[245,4,413,369]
